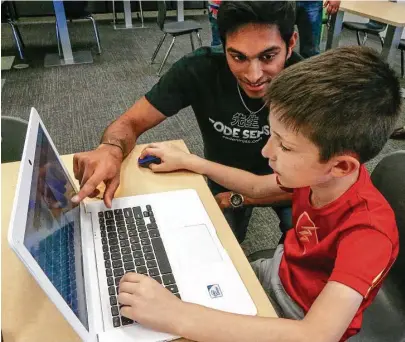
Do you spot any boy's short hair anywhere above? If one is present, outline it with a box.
[266,46,402,163]
[217,1,296,47]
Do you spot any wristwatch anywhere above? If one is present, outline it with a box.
[229,192,244,208]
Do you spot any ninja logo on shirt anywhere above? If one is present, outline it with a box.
[209,113,270,141]
[295,212,320,254]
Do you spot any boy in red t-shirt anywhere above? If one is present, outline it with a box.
[117,46,402,342]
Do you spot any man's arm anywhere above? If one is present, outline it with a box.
[118,274,363,342]
[99,96,166,157]
[72,97,166,207]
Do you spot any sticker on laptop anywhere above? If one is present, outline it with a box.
[207,284,223,298]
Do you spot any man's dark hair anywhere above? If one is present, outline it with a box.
[217,1,296,47]
[265,46,402,164]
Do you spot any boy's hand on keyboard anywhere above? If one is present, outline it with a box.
[118,272,183,332]
[140,142,192,173]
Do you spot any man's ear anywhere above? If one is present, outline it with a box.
[330,155,360,178]
[286,31,298,59]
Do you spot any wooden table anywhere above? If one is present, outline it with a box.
[1,140,277,342]
[326,1,405,63]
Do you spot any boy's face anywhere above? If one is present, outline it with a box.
[225,24,297,99]
[262,110,335,189]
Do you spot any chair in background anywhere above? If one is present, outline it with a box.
[1,116,28,163]
[399,39,404,78]
[342,19,386,47]
[55,1,101,56]
[110,0,145,29]
[151,1,202,76]
[1,1,25,61]
[344,19,403,78]
[350,151,405,342]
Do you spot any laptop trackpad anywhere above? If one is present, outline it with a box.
[168,224,223,268]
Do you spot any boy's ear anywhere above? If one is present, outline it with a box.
[330,155,360,178]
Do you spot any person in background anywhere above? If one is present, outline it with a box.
[296,1,340,58]
[208,0,222,49]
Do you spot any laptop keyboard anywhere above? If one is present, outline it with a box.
[98,205,181,328]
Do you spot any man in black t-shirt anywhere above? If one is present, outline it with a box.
[72,2,301,243]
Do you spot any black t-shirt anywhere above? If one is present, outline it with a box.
[145,47,302,174]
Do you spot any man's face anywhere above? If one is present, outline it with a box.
[261,109,335,189]
[225,23,297,99]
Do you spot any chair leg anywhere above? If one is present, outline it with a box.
[8,21,24,60]
[56,21,62,57]
[88,16,102,54]
[362,32,368,45]
[401,49,404,78]
[190,33,195,51]
[378,34,384,48]
[14,24,25,50]
[151,33,167,64]
[138,0,144,27]
[356,31,361,45]
[157,36,176,76]
[112,0,117,25]
[196,30,202,47]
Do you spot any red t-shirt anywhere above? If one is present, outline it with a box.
[279,165,399,341]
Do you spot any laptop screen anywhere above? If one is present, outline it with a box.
[23,125,89,330]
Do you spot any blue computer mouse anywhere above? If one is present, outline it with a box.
[138,155,162,168]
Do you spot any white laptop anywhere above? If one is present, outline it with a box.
[8,108,257,342]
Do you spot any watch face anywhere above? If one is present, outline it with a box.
[231,194,243,207]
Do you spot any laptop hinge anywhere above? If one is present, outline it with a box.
[81,201,90,214]
[80,202,105,335]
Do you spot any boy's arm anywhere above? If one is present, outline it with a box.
[140,143,288,199]
[215,192,292,209]
[187,155,286,198]
[118,274,363,342]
